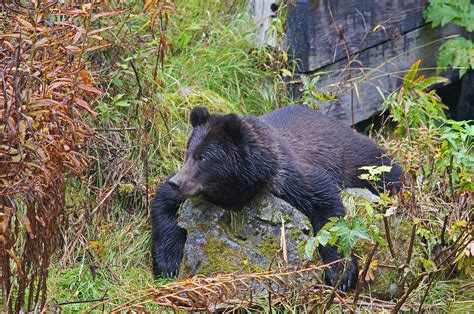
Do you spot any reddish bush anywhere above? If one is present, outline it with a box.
[0,2,116,312]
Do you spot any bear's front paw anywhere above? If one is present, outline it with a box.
[153,260,180,279]
[324,258,358,291]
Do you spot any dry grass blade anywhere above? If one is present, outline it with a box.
[89,261,345,312]
[86,259,412,312]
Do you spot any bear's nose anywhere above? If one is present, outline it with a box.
[168,177,181,190]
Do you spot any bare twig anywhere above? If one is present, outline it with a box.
[89,261,342,312]
[383,216,397,260]
[406,223,417,266]
[129,60,143,100]
[440,213,449,246]
[57,297,108,306]
[392,273,426,313]
[417,273,434,314]
[94,127,138,132]
[353,242,378,306]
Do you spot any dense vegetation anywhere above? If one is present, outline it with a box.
[1,0,472,312]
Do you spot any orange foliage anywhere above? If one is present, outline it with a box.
[0,2,119,312]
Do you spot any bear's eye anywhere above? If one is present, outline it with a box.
[195,154,205,162]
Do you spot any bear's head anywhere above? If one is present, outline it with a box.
[168,106,277,209]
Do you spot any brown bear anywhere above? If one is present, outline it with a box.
[151,105,402,291]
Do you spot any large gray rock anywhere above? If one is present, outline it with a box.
[177,189,404,300]
[177,194,312,278]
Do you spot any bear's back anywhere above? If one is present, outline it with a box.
[261,105,385,186]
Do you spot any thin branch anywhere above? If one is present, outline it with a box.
[129,60,143,99]
[383,216,397,260]
[440,213,449,246]
[353,242,378,306]
[417,273,434,314]
[406,224,417,266]
[58,297,108,306]
[392,273,426,313]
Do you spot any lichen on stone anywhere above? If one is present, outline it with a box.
[177,194,313,279]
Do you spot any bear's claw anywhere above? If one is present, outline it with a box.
[324,259,358,292]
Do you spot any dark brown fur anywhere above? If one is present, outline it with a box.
[151,105,402,291]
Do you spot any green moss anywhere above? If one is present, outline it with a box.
[199,236,244,275]
[365,266,400,299]
[289,227,304,240]
[256,234,279,262]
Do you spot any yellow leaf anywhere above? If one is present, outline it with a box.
[370,260,378,269]
[16,17,34,30]
[6,249,23,275]
[372,23,382,32]
[455,220,468,228]
[19,120,26,144]
[403,60,421,87]
[16,210,32,234]
[281,68,292,77]
[144,0,155,11]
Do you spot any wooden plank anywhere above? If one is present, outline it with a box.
[298,23,463,125]
[248,0,278,46]
[286,0,428,72]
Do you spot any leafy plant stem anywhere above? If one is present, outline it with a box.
[406,224,417,266]
[440,212,449,246]
[323,260,349,311]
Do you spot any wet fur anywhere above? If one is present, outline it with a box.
[151,105,402,290]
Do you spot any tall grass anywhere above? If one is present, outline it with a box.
[46,0,288,311]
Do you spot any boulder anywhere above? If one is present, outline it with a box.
[177,194,312,278]
[177,188,404,300]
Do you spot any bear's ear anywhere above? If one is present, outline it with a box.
[222,113,243,142]
[190,106,209,127]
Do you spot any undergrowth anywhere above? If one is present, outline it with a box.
[2,0,471,312]
[44,0,290,311]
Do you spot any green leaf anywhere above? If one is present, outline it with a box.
[414,76,449,90]
[421,258,438,272]
[304,237,318,261]
[315,229,332,247]
[115,100,130,107]
[329,217,371,257]
[438,37,474,78]
[364,202,374,216]
[424,0,474,31]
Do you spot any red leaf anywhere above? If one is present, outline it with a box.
[77,84,103,95]
[85,43,112,52]
[74,97,97,117]
[91,10,127,21]
[87,25,114,36]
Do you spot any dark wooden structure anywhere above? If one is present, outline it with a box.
[285,0,471,125]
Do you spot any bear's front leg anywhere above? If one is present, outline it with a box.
[151,181,187,278]
[276,165,358,291]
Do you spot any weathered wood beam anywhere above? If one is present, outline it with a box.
[297,23,463,125]
[286,0,429,72]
